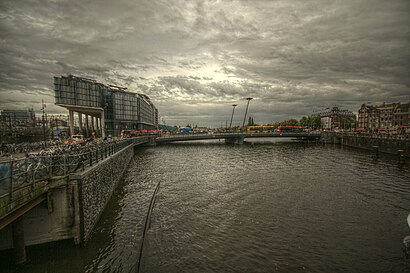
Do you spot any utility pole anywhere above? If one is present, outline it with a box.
[41,99,46,142]
[242,98,253,127]
[229,104,237,129]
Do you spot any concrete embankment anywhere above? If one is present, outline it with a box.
[322,132,410,157]
[340,134,410,157]
[0,143,135,253]
[70,143,135,244]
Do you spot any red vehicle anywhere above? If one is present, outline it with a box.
[123,129,162,137]
[275,126,305,133]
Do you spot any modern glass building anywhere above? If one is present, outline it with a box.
[54,75,158,137]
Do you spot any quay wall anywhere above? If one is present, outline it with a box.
[70,143,134,244]
[321,132,341,144]
[340,134,410,157]
[0,177,73,250]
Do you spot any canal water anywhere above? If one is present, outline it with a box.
[3,140,410,272]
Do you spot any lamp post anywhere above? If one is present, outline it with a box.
[242,97,253,127]
[229,104,237,129]
[41,99,46,142]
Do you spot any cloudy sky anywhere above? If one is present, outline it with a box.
[0,0,409,127]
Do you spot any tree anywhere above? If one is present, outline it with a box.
[299,116,309,127]
[279,119,299,126]
[299,115,321,129]
[311,116,321,129]
[248,116,255,126]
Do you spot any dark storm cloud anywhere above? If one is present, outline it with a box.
[0,0,409,126]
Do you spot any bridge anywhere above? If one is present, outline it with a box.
[156,131,321,144]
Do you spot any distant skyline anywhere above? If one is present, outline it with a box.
[1,0,409,127]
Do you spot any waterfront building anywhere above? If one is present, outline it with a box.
[393,103,409,127]
[378,103,398,129]
[358,104,369,129]
[358,102,408,131]
[314,106,356,130]
[54,75,158,137]
[320,117,332,130]
[358,104,377,130]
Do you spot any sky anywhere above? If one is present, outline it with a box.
[0,0,409,127]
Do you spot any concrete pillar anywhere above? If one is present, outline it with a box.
[69,110,74,136]
[398,150,405,164]
[225,136,244,145]
[85,114,89,137]
[12,217,26,265]
[373,146,379,157]
[91,116,95,133]
[96,117,100,137]
[101,111,105,139]
[78,112,83,135]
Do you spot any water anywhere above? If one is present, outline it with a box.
[2,140,410,272]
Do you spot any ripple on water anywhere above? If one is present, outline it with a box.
[5,143,409,273]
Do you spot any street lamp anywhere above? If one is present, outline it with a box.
[242,97,253,127]
[229,104,237,129]
[41,99,46,142]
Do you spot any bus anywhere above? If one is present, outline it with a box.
[243,125,275,133]
[275,126,306,133]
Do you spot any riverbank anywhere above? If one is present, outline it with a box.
[321,131,410,157]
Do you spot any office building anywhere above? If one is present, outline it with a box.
[54,75,158,137]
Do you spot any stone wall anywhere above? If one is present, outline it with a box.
[70,144,134,244]
[321,132,341,144]
[341,135,410,157]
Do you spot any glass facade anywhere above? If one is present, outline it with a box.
[54,75,158,136]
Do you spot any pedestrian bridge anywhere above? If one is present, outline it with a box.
[156,131,321,144]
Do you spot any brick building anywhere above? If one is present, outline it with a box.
[358,102,409,131]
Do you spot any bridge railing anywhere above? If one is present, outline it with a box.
[157,131,321,139]
[0,138,143,202]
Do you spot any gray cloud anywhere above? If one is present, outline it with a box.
[0,0,409,126]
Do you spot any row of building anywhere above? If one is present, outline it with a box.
[358,102,410,131]
[0,109,36,125]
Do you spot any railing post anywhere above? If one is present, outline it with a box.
[96,149,99,163]
[49,156,53,178]
[9,160,14,201]
[89,151,92,166]
[64,155,67,176]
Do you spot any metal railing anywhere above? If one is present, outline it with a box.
[157,131,321,140]
[0,138,145,201]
